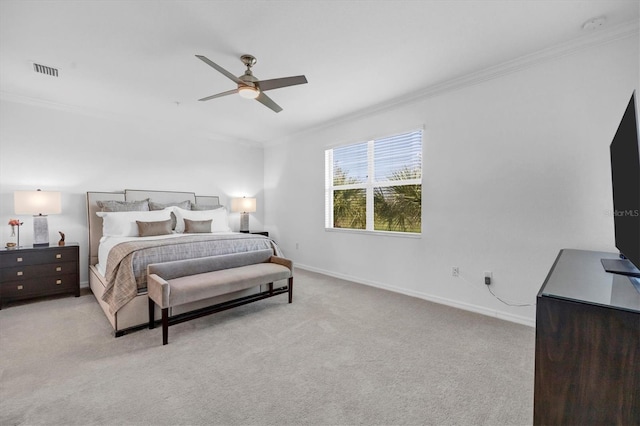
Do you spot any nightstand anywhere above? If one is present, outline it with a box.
[0,243,80,309]
[239,231,269,237]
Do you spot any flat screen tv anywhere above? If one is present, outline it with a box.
[601,91,640,278]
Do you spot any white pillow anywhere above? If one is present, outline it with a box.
[96,208,173,237]
[174,207,231,233]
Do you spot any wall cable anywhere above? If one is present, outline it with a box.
[486,284,535,307]
[457,272,535,307]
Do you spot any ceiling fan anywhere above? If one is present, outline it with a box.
[195,54,308,113]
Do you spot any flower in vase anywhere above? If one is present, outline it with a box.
[8,219,23,237]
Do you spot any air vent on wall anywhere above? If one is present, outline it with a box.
[33,63,59,77]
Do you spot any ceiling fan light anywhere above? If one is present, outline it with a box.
[238,86,259,99]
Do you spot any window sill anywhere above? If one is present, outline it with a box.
[325,227,422,239]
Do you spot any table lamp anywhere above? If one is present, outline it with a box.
[231,197,256,233]
[14,189,62,247]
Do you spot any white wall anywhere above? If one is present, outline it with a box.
[0,101,265,283]
[264,35,639,326]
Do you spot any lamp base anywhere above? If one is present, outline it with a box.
[239,212,250,233]
[33,215,50,247]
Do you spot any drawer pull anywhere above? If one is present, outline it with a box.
[17,257,23,262]
[17,271,23,276]
[56,267,62,272]
[17,285,23,290]
[55,254,62,259]
[56,279,62,285]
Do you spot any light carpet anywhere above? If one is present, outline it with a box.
[0,269,535,425]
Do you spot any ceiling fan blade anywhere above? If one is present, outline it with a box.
[198,89,238,102]
[195,55,242,84]
[256,92,283,113]
[256,75,308,92]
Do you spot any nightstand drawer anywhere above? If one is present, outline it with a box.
[1,262,78,281]
[0,248,76,267]
[1,274,78,299]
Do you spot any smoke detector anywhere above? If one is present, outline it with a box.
[33,62,59,77]
[582,16,606,31]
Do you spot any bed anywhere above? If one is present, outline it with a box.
[87,189,279,336]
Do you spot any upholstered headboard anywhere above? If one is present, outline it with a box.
[86,190,220,266]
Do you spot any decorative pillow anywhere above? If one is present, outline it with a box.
[97,199,149,212]
[136,219,173,237]
[174,207,231,233]
[149,200,191,229]
[96,209,172,237]
[191,204,223,211]
[184,219,213,233]
[149,200,191,210]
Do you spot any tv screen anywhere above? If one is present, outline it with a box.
[606,91,640,276]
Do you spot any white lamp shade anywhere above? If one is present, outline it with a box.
[231,197,257,213]
[14,190,61,215]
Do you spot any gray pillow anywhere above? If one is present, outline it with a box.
[98,199,149,212]
[136,219,173,237]
[191,204,223,211]
[184,219,212,233]
[149,200,191,210]
[149,200,191,229]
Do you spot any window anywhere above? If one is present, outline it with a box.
[325,129,422,234]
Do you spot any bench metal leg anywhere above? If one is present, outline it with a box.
[288,277,293,303]
[162,308,169,345]
[154,277,292,345]
[148,298,155,329]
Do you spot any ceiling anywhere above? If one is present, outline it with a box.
[1,1,638,146]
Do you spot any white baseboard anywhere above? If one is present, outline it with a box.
[296,263,536,328]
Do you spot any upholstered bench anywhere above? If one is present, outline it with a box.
[147,249,293,345]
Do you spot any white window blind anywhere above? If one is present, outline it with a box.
[325,129,423,233]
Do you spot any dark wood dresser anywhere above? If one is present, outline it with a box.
[0,243,80,308]
[534,249,640,425]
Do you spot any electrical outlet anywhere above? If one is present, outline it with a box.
[484,271,492,285]
[452,267,459,277]
[295,243,299,250]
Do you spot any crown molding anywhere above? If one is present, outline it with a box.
[398,19,639,107]
[265,19,639,146]
[0,91,130,122]
[0,91,263,148]
[2,18,637,148]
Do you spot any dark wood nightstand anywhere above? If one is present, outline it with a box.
[239,231,269,237]
[0,243,80,309]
